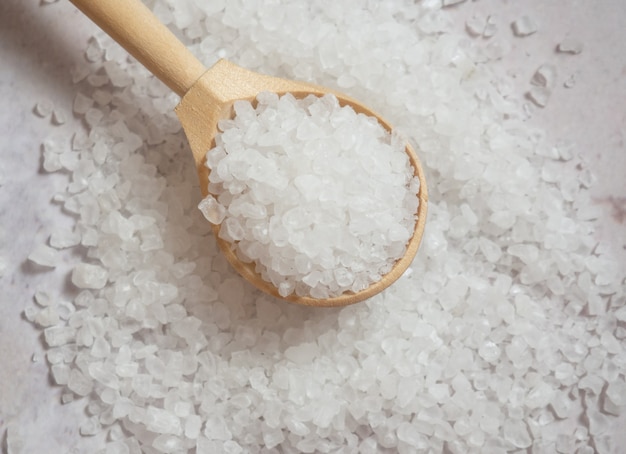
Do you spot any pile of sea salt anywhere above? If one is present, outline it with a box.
[199,92,419,299]
[26,1,625,453]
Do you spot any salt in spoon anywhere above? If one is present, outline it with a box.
[69,0,428,307]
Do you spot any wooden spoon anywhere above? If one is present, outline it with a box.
[69,0,428,307]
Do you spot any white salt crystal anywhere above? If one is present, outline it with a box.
[531,64,557,88]
[483,16,497,38]
[465,15,485,37]
[35,306,60,327]
[51,109,66,125]
[527,86,551,107]
[152,435,183,453]
[284,342,319,365]
[557,39,583,54]
[50,228,81,248]
[79,416,101,436]
[71,263,109,289]
[564,74,577,88]
[68,369,93,396]
[146,406,182,435]
[262,428,285,449]
[73,92,94,114]
[0,256,7,277]
[28,244,58,267]
[605,381,626,406]
[511,16,537,37]
[442,0,467,7]
[6,425,24,454]
[198,196,226,224]
[502,419,532,448]
[34,99,54,118]
[185,414,202,439]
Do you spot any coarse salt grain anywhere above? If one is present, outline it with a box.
[200,93,419,298]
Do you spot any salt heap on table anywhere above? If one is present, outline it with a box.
[199,92,420,299]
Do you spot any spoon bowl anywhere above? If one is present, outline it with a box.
[70,0,428,306]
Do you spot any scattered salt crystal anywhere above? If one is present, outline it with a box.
[483,16,498,38]
[52,109,66,125]
[71,263,109,289]
[606,381,626,406]
[511,16,537,37]
[28,244,58,267]
[0,256,7,277]
[198,196,226,224]
[284,342,319,365]
[146,407,182,435]
[6,425,24,454]
[502,419,532,448]
[557,39,583,54]
[527,86,551,107]
[50,228,81,248]
[442,0,467,7]
[34,99,54,118]
[531,64,557,88]
[466,15,486,37]
[44,326,76,347]
[564,74,577,88]
[35,306,60,327]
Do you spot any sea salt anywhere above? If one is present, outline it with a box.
[557,39,583,54]
[511,16,538,37]
[71,263,109,289]
[24,0,626,452]
[27,244,58,267]
[34,99,54,118]
[201,93,419,298]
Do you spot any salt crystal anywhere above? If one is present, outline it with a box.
[284,342,319,365]
[564,74,577,88]
[6,425,24,454]
[50,228,81,248]
[527,86,551,107]
[0,256,7,277]
[606,381,626,406]
[34,99,54,118]
[51,109,66,125]
[483,16,498,38]
[73,92,94,114]
[146,406,182,435]
[198,196,226,224]
[466,15,486,37]
[71,263,109,289]
[152,435,183,453]
[442,0,467,7]
[185,414,202,439]
[557,39,583,54]
[502,419,532,448]
[531,64,557,88]
[68,369,93,396]
[28,244,58,267]
[511,16,537,37]
[79,416,101,436]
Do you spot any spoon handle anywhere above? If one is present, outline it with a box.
[69,0,207,97]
